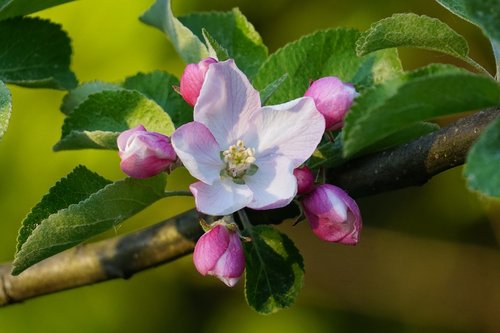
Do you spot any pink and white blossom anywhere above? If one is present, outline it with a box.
[117,125,176,178]
[172,60,325,215]
[179,57,218,106]
[304,76,358,131]
[302,184,362,245]
[193,223,245,287]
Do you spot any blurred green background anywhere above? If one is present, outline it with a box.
[0,0,499,332]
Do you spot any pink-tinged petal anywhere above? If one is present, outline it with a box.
[194,60,261,148]
[193,224,230,275]
[120,154,170,178]
[172,122,223,185]
[211,231,245,287]
[245,155,297,210]
[117,125,146,152]
[303,184,362,245]
[190,179,253,215]
[253,97,325,167]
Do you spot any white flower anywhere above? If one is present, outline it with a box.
[172,60,325,215]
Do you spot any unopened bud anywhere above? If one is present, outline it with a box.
[302,184,362,245]
[304,77,357,130]
[193,223,245,287]
[117,125,176,178]
[293,166,315,195]
[179,57,218,106]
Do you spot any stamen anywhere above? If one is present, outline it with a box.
[220,139,258,182]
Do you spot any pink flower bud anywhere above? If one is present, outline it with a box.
[193,223,245,287]
[302,184,362,245]
[117,125,177,179]
[293,166,315,195]
[304,77,358,130]
[179,57,218,106]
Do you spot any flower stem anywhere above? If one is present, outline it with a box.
[237,209,253,231]
[164,190,193,197]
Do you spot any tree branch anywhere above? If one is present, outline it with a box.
[329,108,500,197]
[0,109,498,307]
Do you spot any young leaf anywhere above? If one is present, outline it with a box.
[202,28,229,61]
[253,28,402,105]
[343,65,500,157]
[0,80,12,140]
[0,0,74,21]
[356,13,486,73]
[12,172,167,275]
[16,165,112,252]
[54,90,175,151]
[436,0,500,78]
[244,225,304,314]
[140,0,209,63]
[464,117,500,198]
[179,8,268,78]
[122,71,192,128]
[60,81,122,115]
[0,17,77,89]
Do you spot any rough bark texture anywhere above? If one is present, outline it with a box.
[0,108,498,307]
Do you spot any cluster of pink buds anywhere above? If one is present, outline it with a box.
[293,166,362,245]
[116,57,363,287]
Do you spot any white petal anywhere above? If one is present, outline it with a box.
[194,60,261,149]
[172,122,223,185]
[245,155,297,210]
[190,179,253,215]
[253,97,325,167]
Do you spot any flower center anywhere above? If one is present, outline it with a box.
[221,140,258,184]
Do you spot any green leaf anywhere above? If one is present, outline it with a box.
[202,28,229,61]
[122,71,192,128]
[54,90,174,151]
[464,117,500,197]
[259,74,288,105]
[13,172,167,275]
[253,28,402,105]
[244,225,304,314]
[356,14,484,72]
[0,80,12,140]
[0,0,74,21]
[343,65,500,157]
[60,81,122,115]
[436,0,500,77]
[179,8,268,78]
[16,165,112,253]
[0,17,77,89]
[140,0,209,63]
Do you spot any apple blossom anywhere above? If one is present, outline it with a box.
[172,60,325,215]
[302,184,362,244]
[179,57,217,106]
[117,125,176,178]
[304,76,358,130]
[193,222,245,287]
